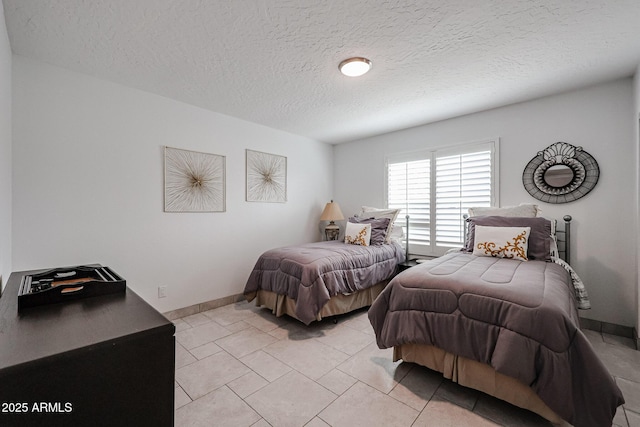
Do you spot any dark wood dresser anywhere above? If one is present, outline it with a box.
[0,267,175,427]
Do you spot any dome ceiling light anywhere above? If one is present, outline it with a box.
[338,57,372,77]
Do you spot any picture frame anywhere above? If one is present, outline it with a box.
[246,149,287,203]
[164,146,226,212]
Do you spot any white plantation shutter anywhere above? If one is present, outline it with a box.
[387,158,431,251]
[386,140,497,256]
[435,148,493,248]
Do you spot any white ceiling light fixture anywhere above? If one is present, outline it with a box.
[339,57,372,77]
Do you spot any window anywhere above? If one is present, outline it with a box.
[386,139,498,256]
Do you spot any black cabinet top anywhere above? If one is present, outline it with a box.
[0,267,175,371]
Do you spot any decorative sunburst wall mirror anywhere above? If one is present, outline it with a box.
[522,142,599,204]
[164,146,226,212]
[246,149,287,203]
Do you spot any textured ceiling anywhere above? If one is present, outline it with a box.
[3,0,640,144]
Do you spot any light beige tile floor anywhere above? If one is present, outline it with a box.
[173,302,639,427]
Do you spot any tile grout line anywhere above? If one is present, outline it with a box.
[175,302,639,426]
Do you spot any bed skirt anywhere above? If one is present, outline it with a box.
[394,343,570,427]
[245,280,389,323]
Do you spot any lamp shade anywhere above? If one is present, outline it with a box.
[320,201,345,222]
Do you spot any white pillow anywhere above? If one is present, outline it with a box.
[473,225,531,261]
[388,225,404,245]
[360,206,401,243]
[345,222,372,246]
[468,203,540,218]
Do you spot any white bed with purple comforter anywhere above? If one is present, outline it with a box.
[244,240,404,324]
[368,211,624,427]
[244,209,405,324]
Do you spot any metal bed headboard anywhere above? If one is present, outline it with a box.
[556,215,572,264]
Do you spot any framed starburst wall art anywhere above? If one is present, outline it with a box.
[245,149,287,203]
[164,146,226,212]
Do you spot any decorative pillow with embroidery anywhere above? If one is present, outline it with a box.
[463,216,552,261]
[344,222,372,246]
[472,225,531,261]
[348,216,390,245]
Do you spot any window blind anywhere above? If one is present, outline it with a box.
[435,149,493,248]
[386,140,497,256]
[387,158,431,250]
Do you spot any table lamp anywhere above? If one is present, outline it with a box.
[320,200,344,241]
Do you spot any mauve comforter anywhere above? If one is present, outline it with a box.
[368,252,624,427]
[244,240,404,325]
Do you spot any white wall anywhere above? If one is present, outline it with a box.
[634,65,640,336]
[0,6,12,293]
[12,56,333,312]
[335,79,636,327]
